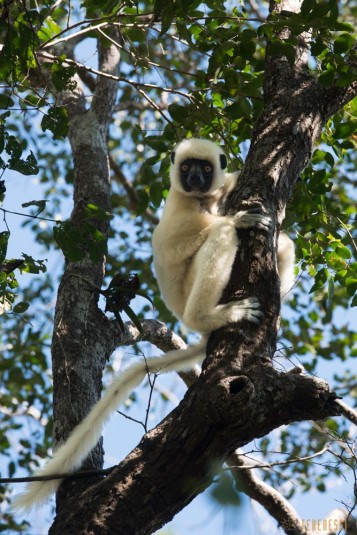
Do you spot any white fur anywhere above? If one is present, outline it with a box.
[13,138,294,513]
[277,232,295,298]
[12,338,207,512]
[170,138,226,194]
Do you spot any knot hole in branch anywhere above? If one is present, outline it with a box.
[229,376,252,396]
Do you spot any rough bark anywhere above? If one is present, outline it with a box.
[47,2,357,534]
[49,366,340,534]
[49,37,121,515]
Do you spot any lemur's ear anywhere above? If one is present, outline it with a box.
[171,151,176,164]
[220,154,227,170]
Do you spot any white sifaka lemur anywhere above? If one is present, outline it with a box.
[13,138,295,512]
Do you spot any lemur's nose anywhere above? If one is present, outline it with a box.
[188,166,204,187]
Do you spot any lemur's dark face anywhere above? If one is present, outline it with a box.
[179,158,214,193]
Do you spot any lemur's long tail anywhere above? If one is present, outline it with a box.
[12,339,207,513]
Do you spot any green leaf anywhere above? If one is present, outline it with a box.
[335,245,352,260]
[312,149,325,163]
[22,200,48,213]
[138,164,157,189]
[345,277,357,295]
[310,268,328,293]
[21,254,47,274]
[46,17,62,36]
[300,0,316,16]
[6,136,23,159]
[333,22,354,32]
[241,29,256,41]
[333,121,356,139]
[0,127,5,154]
[84,203,112,221]
[136,189,150,214]
[0,231,10,264]
[324,152,334,167]
[87,227,106,263]
[168,103,189,121]
[268,40,296,64]
[333,33,355,54]
[325,252,347,271]
[37,27,53,41]
[153,0,170,17]
[239,40,256,60]
[53,220,106,263]
[53,222,84,261]
[123,304,143,333]
[13,301,30,313]
[159,5,175,36]
[125,27,146,43]
[8,150,39,176]
[9,461,16,477]
[41,106,68,140]
[225,99,252,119]
[310,39,327,57]
[326,276,334,314]
[0,94,14,109]
[150,182,163,207]
[50,62,77,92]
[257,23,274,39]
[318,70,335,87]
[310,2,333,18]
[145,137,168,151]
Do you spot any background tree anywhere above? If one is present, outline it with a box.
[0,0,356,534]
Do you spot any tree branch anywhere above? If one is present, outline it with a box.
[48,363,341,534]
[118,320,200,386]
[228,451,308,535]
[91,29,121,126]
[37,51,193,102]
[335,400,357,426]
[109,155,159,224]
[49,32,121,521]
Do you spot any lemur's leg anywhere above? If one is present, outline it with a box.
[182,213,271,332]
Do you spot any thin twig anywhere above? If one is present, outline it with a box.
[228,444,331,471]
[116,409,146,431]
[0,467,114,484]
[97,27,197,79]
[0,207,61,223]
[144,371,157,432]
[37,51,193,101]
[336,217,357,255]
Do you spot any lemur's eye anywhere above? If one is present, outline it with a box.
[181,164,189,172]
[204,165,212,173]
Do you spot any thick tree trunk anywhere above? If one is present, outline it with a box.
[49,366,340,534]
[49,40,121,517]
